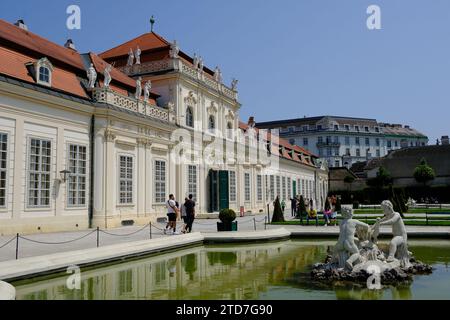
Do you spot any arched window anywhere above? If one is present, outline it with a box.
[227,122,233,139]
[186,107,194,128]
[39,66,50,83]
[208,115,215,132]
[35,57,53,87]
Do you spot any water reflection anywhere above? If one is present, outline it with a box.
[12,240,450,300]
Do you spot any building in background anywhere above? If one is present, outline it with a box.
[256,116,428,168]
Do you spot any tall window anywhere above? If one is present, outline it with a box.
[244,173,251,202]
[208,115,215,132]
[365,138,370,146]
[265,175,269,201]
[345,136,350,145]
[187,165,197,201]
[154,160,166,203]
[270,175,275,200]
[276,176,281,198]
[257,175,263,201]
[356,149,361,157]
[355,137,360,145]
[303,138,308,146]
[119,155,133,204]
[227,122,233,140]
[186,107,194,128]
[301,179,305,197]
[305,180,309,199]
[282,176,286,200]
[28,138,51,207]
[0,133,7,207]
[287,178,291,199]
[229,171,237,202]
[68,145,87,207]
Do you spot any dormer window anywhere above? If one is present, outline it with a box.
[35,58,53,87]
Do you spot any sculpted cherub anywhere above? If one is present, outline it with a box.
[334,207,370,270]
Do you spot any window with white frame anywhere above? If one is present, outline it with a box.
[187,165,197,201]
[28,138,51,207]
[119,155,133,204]
[186,107,194,128]
[270,175,275,200]
[287,177,291,199]
[229,171,237,202]
[257,175,263,202]
[244,173,251,202]
[282,176,286,200]
[154,160,166,203]
[67,144,87,207]
[35,57,53,87]
[276,176,281,198]
[0,133,7,208]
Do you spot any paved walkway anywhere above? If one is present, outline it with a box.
[0,211,449,263]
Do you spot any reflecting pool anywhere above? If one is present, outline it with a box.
[11,240,450,300]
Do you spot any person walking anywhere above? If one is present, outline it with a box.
[290,197,298,217]
[281,199,286,213]
[164,194,179,235]
[181,198,189,234]
[184,194,196,233]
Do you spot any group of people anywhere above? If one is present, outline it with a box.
[287,195,338,226]
[164,194,196,235]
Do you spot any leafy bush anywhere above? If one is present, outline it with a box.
[219,209,236,223]
[272,197,285,223]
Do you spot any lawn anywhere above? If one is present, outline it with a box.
[354,208,450,214]
[271,219,450,227]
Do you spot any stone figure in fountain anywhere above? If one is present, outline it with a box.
[311,201,432,285]
[373,200,410,267]
[334,207,370,270]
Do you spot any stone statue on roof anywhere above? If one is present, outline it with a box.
[135,77,143,100]
[87,63,97,89]
[103,64,112,88]
[135,46,141,65]
[193,53,199,70]
[198,56,204,73]
[127,48,135,66]
[214,66,222,83]
[143,80,152,103]
[231,78,238,91]
[169,40,179,59]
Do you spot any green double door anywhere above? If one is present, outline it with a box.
[293,180,297,198]
[208,170,229,213]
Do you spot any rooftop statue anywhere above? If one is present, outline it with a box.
[231,78,238,91]
[198,56,204,74]
[143,80,152,103]
[135,46,141,65]
[193,53,199,70]
[103,64,112,88]
[127,48,135,67]
[87,63,97,89]
[170,40,179,59]
[135,77,142,100]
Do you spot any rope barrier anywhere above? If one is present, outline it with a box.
[100,224,150,237]
[0,236,16,250]
[18,230,97,245]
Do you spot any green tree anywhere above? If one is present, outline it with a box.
[414,158,436,187]
[335,196,342,212]
[367,166,392,188]
[344,175,355,191]
[272,197,285,223]
[297,195,306,219]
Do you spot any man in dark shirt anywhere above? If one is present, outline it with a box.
[184,194,196,233]
[290,197,298,217]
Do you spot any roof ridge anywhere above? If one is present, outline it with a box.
[99,31,170,57]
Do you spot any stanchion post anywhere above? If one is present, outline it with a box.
[265,216,267,230]
[15,233,19,260]
[253,218,256,231]
[96,227,99,248]
[149,222,152,240]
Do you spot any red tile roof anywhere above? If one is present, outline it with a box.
[0,19,85,71]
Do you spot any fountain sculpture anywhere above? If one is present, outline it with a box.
[311,200,432,286]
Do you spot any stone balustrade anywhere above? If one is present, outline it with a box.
[92,88,170,122]
[118,58,238,101]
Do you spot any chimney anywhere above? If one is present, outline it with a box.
[442,136,449,145]
[14,19,28,31]
[248,116,255,128]
[64,39,77,51]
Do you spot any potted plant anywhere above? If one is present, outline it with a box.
[217,209,238,231]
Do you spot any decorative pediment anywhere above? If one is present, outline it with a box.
[184,91,197,106]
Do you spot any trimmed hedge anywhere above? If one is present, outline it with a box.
[330,185,450,204]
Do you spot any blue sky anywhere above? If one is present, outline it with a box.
[1,0,449,142]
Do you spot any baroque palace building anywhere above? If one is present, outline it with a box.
[0,19,328,235]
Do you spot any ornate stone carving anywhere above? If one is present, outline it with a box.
[169,40,179,59]
[143,80,152,103]
[135,77,142,100]
[135,46,141,65]
[207,101,218,114]
[87,63,97,89]
[127,48,135,67]
[184,91,197,106]
[104,128,116,142]
[103,64,112,88]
